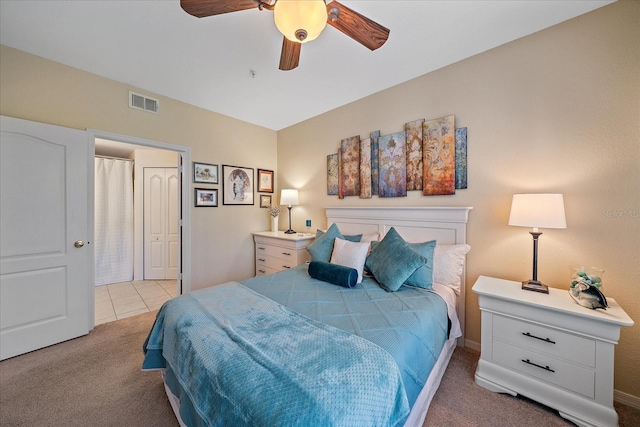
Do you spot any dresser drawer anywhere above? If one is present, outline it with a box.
[493,340,595,398]
[493,315,595,368]
[256,255,295,271]
[255,244,297,262]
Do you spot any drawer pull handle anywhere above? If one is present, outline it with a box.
[258,269,266,274]
[522,332,556,344]
[282,266,291,269]
[258,258,266,262]
[282,252,291,256]
[258,247,266,250]
[521,359,555,373]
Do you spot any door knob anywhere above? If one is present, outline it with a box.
[74,240,85,248]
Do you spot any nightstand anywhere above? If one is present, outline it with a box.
[473,275,633,427]
[252,231,315,276]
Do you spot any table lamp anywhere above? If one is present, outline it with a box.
[280,189,299,234]
[508,193,567,293]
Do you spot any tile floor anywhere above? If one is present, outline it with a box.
[94,280,178,325]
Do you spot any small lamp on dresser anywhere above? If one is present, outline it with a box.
[508,193,567,293]
[280,189,299,234]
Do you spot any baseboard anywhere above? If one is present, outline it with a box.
[615,389,640,409]
[464,340,638,409]
[464,339,480,352]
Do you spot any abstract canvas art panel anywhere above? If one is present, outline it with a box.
[327,153,339,195]
[378,131,407,198]
[422,115,455,196]
[405,119,424,191]
[340,135,361,198]
[360,138,372,199]
[455,127,468,189]
[370,130,380,196]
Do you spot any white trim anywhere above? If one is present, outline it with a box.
[85,132,96,328]
[86,129,191,295]
[465,339,481,352]
[614,389,640,409]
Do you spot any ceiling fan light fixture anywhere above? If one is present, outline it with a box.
[274,0,328,43]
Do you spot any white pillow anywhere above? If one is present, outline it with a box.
[433,244,471,294]
[330,238,370,283]
[360,232,380,243]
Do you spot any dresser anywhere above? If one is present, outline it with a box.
[252,231,315,276]
[473,276,633,427]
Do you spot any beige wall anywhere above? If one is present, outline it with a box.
[0,44,278,290]
[277,1,639,397]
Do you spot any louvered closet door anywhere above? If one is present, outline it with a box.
[144,168,178,280]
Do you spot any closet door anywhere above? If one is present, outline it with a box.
[144,168,178,280]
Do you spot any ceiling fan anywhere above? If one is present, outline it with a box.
[180,0,390,71]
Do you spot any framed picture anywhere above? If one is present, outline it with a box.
[193,162,218,184]
[259,194,272,208]
[194,188,218,207]
[222,165,254,205]
[257,168,274,193]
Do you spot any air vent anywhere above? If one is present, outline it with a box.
[129,91,159,114]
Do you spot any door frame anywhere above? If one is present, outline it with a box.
[87,129,191,298]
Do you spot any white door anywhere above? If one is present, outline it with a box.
[144,167,178,280]
[0,116,91,360]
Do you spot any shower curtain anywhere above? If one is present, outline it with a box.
[94,157,134,286]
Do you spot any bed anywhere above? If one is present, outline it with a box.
[143,206,472,427]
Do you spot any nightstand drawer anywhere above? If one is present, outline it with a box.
[493,340,595,398]
[255,244,297,262]
[493,315,595,368]
[255,264,279,276]
[256,255,295,271]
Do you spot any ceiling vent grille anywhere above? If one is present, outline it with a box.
[129,91,159,114]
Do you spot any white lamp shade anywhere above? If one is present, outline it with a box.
[509,193,567,229]
[280,189,299,206]
[274,0,328,43]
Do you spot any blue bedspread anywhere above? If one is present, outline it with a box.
[143,281,409,427]
[241,265,449,408]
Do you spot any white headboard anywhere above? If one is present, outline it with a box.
[325,206,473,347]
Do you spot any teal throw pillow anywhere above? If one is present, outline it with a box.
[367,239,435,289]
[307,223,343,262]
[364,227,428,292]
[316,229,362,242]
[404,240,436,289]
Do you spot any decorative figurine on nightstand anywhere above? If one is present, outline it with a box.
[569,268,608,310]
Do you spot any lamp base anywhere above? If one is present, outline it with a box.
[284,229,296,234]
[521,280,549,294]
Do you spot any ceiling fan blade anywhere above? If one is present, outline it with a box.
[326,1,389,51]
[180,0,259,18]
[279,37,301,71]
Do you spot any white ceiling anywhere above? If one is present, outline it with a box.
[0,0,611,131]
